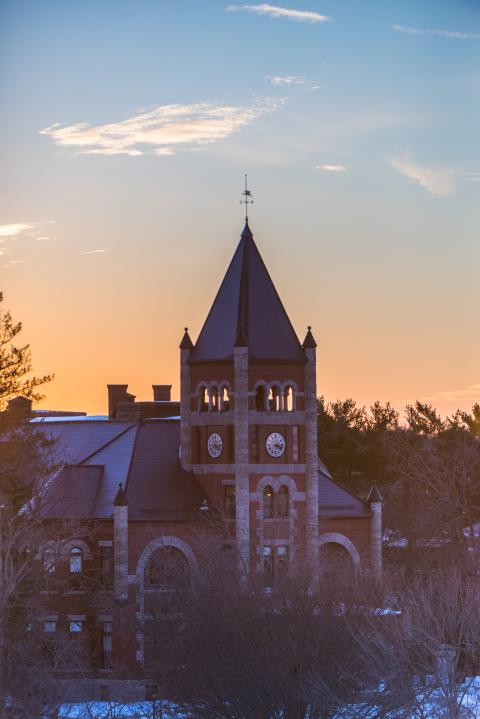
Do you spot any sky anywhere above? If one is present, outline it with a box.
[0,0,479,417]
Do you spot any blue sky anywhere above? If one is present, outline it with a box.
[0,0,479,415]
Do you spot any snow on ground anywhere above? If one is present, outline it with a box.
[53,678,480,719]
[58,702,185,719]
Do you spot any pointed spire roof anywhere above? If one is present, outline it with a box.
[367,484,383,504]
[179,327,194,350]
[189,222,305,362]
[302,326,317,349]
[113,482,128,507]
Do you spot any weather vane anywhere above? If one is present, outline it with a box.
[240,174,253,222]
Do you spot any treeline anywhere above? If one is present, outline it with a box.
[318,396,480,577]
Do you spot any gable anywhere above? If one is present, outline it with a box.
[318,460,371,517]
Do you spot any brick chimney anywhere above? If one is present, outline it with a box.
[7,396,33,417]
[107,385,135,419]
[152,385,171,402]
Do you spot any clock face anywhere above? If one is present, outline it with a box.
[207,432,223,459]
[265,432,286,458]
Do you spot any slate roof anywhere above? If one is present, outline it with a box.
[125,422,205,519]
[189,222,305,362]
[42,465,105,519]
[318,460,371,517]
[37,417,367,521]
[38,418,205,521]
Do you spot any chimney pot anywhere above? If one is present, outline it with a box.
[7,396,33,417]
[152,385,172,402]
[107,385,135,419]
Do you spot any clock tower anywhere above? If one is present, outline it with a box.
[179,220,319,580]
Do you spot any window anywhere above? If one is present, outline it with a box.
[263,546,273,585]
[100,546,113,589]
[276,546,289,578]
[276,486,289,518]
[220,385,230,411]
[284,386,294,412]
[102,621,113,668]
[43,621,56,633]
[199,386,208,412]
[145,547,189,590]
[268,386,281,412]
[255,385,266,411]
[263,486,274,519]
[210,386,219,412]
[69,547,83,573]
[69,620,83,636]
[263,545,289,585]
[43,547,56,573]
[224,485,236,519]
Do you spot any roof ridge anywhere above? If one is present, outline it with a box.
[78,423,136,465]
[247,232,303,356]
[318,461,371,509]
[123,423,141,497]
[190,223,304,362]
[235,229,250,345]
[91,465,105,515]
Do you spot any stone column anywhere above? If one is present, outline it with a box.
[113,484,128,603]
[180,329,193,469]
[436,644,455,687]
[304,345,319,583]
[234,345,250,574]
[367,485,383,582]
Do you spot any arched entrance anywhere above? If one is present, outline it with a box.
[318,533,361,596]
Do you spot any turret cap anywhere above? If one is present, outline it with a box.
[113,482,128,507]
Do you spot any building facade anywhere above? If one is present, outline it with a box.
[30,220,382,700]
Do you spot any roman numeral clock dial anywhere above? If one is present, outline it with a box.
[207,432,223,459]
[265,432,286,458]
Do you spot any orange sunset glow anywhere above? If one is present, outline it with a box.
[1,0,478,419]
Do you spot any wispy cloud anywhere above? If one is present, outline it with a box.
[40,99,285,157]
[389,155,455,195]
[422,384,480,404]
[226,4,330,23]
[267,75,307,86]
[315,164,347,172]
[392,24,480,39]
[266,75,319,91]
[83,248,111,255]
[0,222,35,239]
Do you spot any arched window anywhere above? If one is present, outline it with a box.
[276,486,289,518]
[255,385,266,411]
[263,486,274,519]
[219,385,230,411]
[209,386,219,412]
[69,547,83,574]
[284,386,294,412]
[43,547,56,573]
[199,386,208,413]
[145,547,189,590]
[268,386,281,412]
